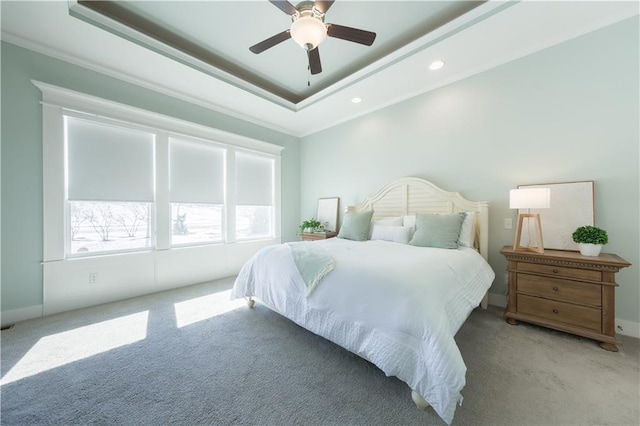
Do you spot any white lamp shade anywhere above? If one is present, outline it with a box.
[510,188,551,209]
[290,16,327,50]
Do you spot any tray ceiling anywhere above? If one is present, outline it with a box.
[71,1,483,105]
[1,1,637,136]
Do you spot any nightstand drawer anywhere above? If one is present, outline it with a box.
[517,263,601,281]
[518,274,601,307]
[517,294,601,332]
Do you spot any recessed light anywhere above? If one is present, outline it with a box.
[429,60,445,71]
[351,97,362,104]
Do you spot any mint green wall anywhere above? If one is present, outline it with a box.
[300,18,640,322]
[0,41,300,312]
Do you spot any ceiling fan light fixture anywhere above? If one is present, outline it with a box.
[251,0,377,75]
[290,15,327,51]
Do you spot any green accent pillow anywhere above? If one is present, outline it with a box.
[337,210,374,241]
[409,213,465,249]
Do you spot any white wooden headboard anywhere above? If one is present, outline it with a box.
[349,177,490,262]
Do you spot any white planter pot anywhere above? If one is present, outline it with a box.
[578,243,602,257]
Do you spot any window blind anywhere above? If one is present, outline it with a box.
[236,151,273,206]
[169,137,225,204]
[66,116,154,202]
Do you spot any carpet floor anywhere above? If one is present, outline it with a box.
[1,277,639,425]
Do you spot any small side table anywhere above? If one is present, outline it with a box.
[299,231,338,241]
[501,245,631,351]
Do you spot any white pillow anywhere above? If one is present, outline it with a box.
[402,215,417,239]
[458,211,476,248]
[369,216,403,238]
[403,215,416,228]
[374,216,403,226]
[370,225,412,244]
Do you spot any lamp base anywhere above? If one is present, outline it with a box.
[513,213,544,253]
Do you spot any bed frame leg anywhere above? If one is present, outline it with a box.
[246,297,255,308]
[480,292,489,309]
[411,390,430,410]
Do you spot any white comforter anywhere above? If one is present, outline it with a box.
[231,238,495,424]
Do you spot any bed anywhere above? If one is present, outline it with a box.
[231,177,495,424]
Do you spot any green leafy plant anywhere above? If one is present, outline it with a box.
[572,225,608,245]
[299,218,321,232]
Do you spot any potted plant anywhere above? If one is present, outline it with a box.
[572,225,608,256]
[299,218,321,233]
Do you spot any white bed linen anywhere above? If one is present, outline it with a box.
[231,238,495,424]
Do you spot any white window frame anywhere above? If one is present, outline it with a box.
[66,200,156,258]
[168,133,227,248]
[234,150,276,242]
[37,80,282,263]
[63,110,158,258]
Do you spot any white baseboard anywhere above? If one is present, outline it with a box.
[1,305,43,327]
[615,319,640,339]
[487,292,640,339]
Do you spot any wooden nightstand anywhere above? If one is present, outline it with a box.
[299,231,338,241]
[501,245,631,351]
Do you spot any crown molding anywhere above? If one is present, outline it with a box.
[1,32,301,138]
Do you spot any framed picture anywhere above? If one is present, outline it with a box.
[518,181,594,251]
[317,197,339,232]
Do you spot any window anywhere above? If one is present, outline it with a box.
[235,151,274,240]
[65,115,154,256]
[39,81,282,263]
[169,137,225,246]
[69,201,152,254]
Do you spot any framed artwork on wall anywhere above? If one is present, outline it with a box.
[518,181,594,251]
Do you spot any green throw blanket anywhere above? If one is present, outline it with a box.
[287,242,336,296]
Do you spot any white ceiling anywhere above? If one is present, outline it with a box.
[1,1,638,137]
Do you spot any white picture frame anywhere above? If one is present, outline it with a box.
[317,197,339,232]
[518,181,594,251]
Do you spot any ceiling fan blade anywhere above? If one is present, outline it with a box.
[314,1,335,14]
[327,24,376,46]
[269,0,297,16]
[249,30,291,54]
[308,47,322,75]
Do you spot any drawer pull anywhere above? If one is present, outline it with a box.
[552,269,559,274]
[552,309,559,314]
[552,286,559,291]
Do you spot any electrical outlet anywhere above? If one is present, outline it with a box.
[504,218,513,229]
[89,272,99,283]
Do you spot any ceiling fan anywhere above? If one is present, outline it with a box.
[249,0,377,75]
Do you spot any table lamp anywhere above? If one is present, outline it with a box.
[510,187,551,253]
